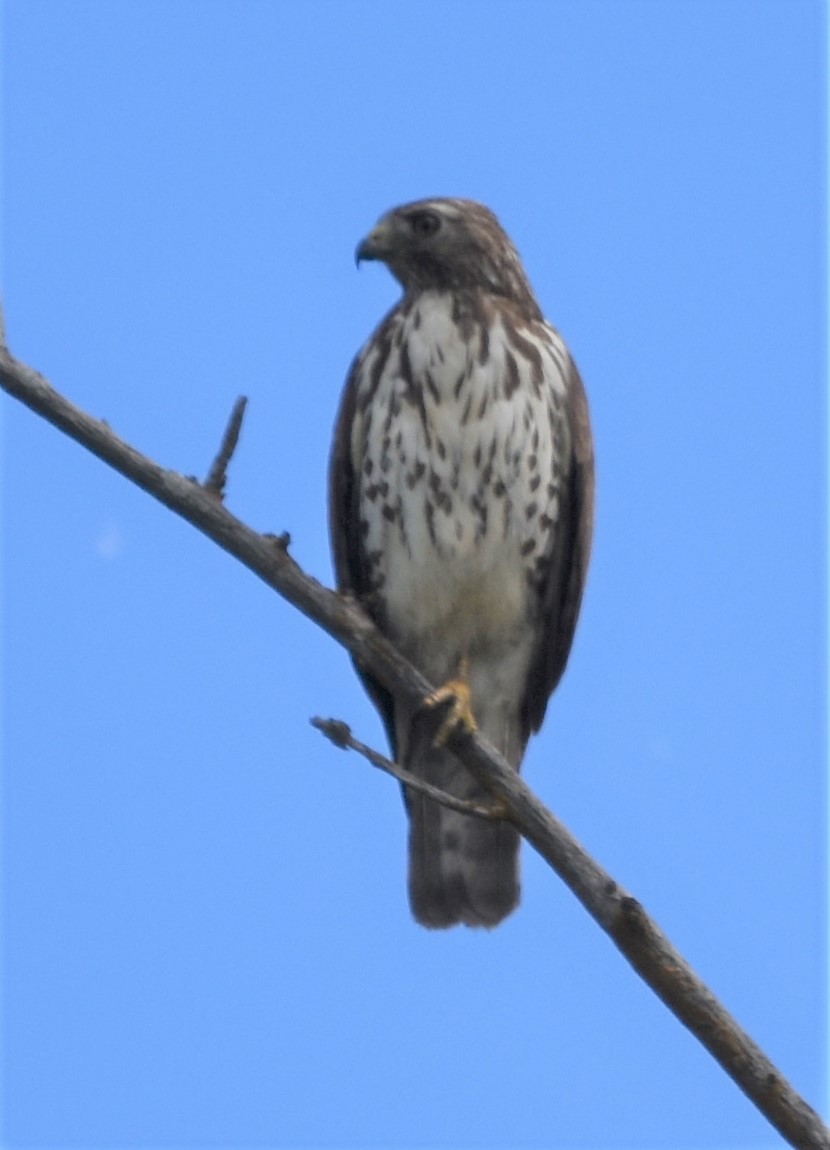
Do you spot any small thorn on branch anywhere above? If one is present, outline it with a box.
[311,716,509,820]
[264,531,292,551]
[314,716,353,748]
[204,395,248,499]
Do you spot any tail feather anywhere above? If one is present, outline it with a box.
[404,725,522,929]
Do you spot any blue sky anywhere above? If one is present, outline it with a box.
[3,2,826,1148]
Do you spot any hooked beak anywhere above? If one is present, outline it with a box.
[355,221,393,267]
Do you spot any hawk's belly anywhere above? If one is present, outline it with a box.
[382,517,531,658]
[352,292,567,686]
[359,395,554,678]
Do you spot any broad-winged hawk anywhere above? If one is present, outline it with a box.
[330,198,594,928]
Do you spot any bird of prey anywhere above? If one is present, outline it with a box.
[329,198,594,928]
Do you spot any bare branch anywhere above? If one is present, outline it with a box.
[204,395,248,498]
[1,343,826,1150]
[312,717,506,819]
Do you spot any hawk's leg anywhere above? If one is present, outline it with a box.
[423,655,478,747]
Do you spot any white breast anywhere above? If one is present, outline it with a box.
[353,291,570,676]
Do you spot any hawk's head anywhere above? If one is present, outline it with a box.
[356,198,540,315]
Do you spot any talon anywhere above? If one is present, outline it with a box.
[424,656,477,746]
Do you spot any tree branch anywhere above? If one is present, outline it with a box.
[1,341,826,1150]
[204,394,248,498]
[312,716,506,818]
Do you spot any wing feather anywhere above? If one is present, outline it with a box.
[328,355,399,755]
[521,356,595,740]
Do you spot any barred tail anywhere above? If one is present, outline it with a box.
[403,721,522,929]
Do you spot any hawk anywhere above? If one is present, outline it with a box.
[329,198,594,928]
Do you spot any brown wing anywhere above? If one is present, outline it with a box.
[328,355,399,756]
[521,356,595,740]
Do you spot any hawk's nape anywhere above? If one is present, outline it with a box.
[329,198,594,928]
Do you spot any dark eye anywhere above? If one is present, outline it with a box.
[409,210,441,238]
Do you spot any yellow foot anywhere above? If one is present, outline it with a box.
[424,656,478,747]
